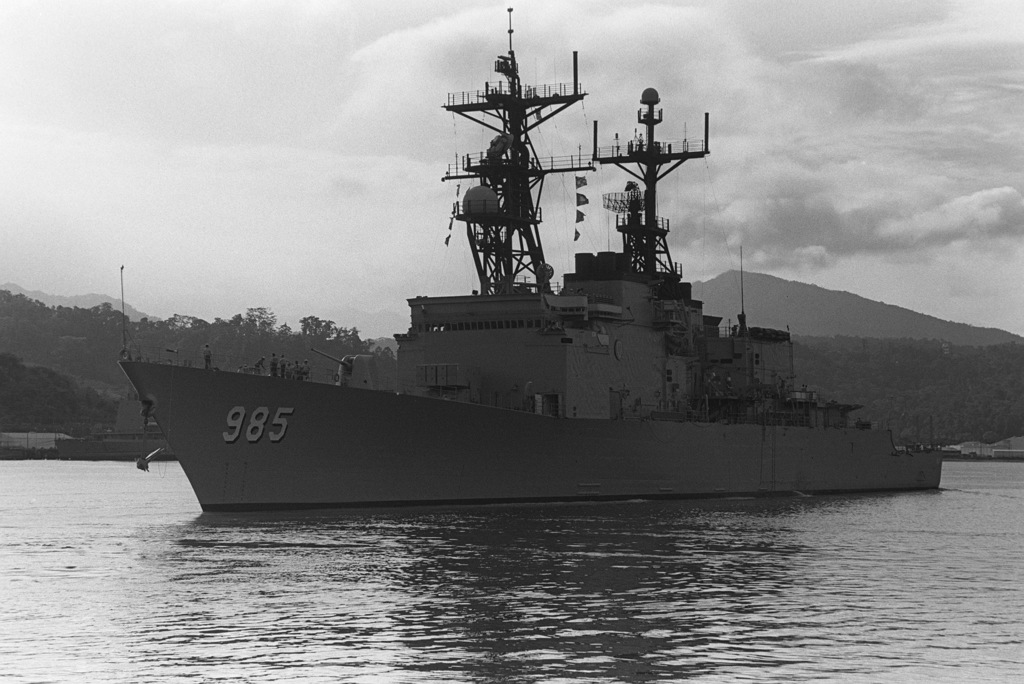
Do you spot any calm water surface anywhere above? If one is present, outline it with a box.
[1,460,1022,682]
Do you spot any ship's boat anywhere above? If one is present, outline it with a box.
[119,14,942,511]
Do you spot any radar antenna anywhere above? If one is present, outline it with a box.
[592,89,709,297]
[443,8,593,295]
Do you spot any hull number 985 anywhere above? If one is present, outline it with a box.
[223,406,294,444]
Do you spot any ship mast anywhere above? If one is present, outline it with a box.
[443,8,592,295]
[592,89,709,296]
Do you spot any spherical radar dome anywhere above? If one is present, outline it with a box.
[463,185,500,214]
[641,87,660,105]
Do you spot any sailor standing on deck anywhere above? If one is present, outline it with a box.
[203,344,212,370]
[270,353,278,377]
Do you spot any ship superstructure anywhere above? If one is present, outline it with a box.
[117,13,942,511]
[397,36,837,431]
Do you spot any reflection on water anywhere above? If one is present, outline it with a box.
[2,461,1023,682]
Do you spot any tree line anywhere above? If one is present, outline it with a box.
[794,336,1024,445]
[127,308,376,378]
[0,352,117,435]
[0,289,379,390]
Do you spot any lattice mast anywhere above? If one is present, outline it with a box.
[593,89,709,286]
[443,8,592,295]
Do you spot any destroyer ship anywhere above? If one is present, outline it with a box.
[120,16,942,511]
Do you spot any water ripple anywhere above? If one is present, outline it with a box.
[2,461,1024,681]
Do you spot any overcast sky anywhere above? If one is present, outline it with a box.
[2,0,1022,337]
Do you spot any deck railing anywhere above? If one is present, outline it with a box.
[119,344,339,385]
[446,81,581,107]
[594,138,706,159]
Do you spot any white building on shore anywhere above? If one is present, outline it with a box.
[956,436,1024,458]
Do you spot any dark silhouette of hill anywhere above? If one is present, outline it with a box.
[791,336,1024,445]
[0,352,116,435]
[1,283,152,322]
[692,271,1022,346]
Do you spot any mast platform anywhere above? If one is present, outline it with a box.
[593,137,707,164]
[446,81,584,111]
[444,152,592,181]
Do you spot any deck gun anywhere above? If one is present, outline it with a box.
[310,347,391,390]
[310,347,353,386]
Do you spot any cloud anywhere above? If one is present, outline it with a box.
[699,182,1024,271]
[877,187,1024,248]
[648,0,1024,278]
[0,0,1022,336]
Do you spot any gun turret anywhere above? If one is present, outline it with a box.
[310,347,347,365]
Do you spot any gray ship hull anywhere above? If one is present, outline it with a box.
[120,361,942,511]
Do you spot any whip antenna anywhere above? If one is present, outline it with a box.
[738,246,748,335]
[120,265,127,352]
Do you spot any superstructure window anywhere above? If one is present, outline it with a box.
[418,317,547,331]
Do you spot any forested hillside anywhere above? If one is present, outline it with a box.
[0,353,116,435]
[794,336,1024,445]
[0,289,375,388]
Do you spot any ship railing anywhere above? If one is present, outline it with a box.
[614,213,669,232]
[644,405,862,430]
[446,81,582,107]
[523,83,582,100]
[120,343,201,367]
[120,344,341,385]
[511,276,562,294]
[449,151,593,176]
[450,153,541,175]
[594,138,706,159]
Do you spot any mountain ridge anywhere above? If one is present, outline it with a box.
[692,271,1022,346]
[4,275,1021,346]
[1,283,152,322]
